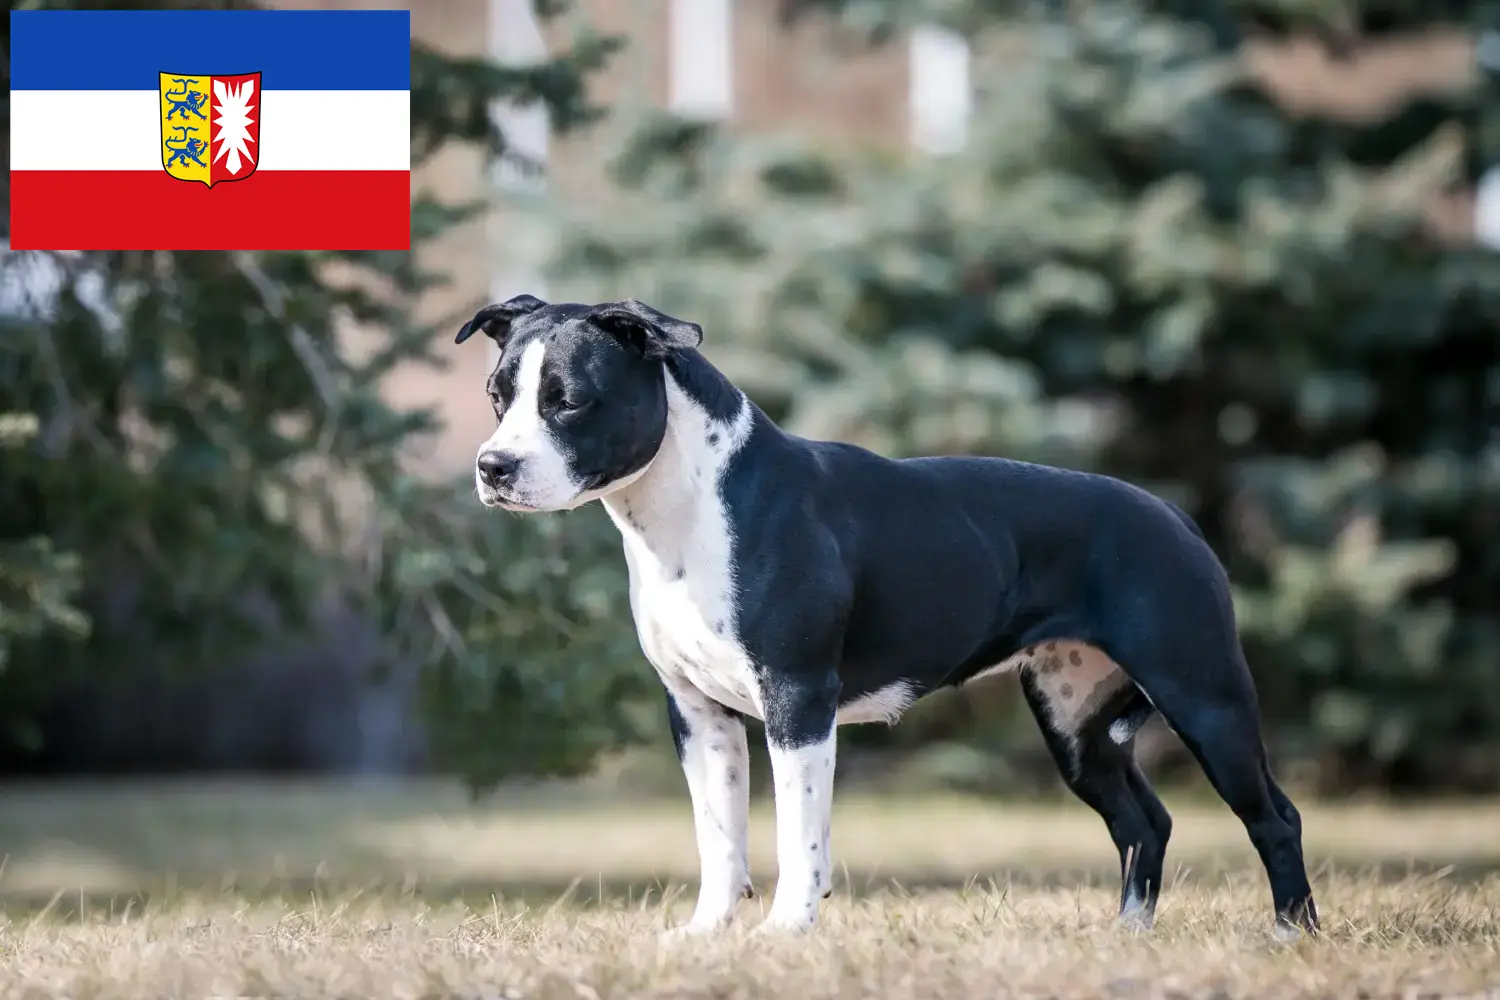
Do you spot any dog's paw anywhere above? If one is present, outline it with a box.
[1271,919,1310,944]
[1116,905,1156,932]
[658,920,728,944]
[1272,901,1319,943]
[753,909,818,937]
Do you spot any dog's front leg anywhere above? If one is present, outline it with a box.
[662,688,751,938]
[760,672,840,934]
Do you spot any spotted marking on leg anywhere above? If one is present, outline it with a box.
[1024,642,1131,744]
[664,694,752,938]
[762,726,837,933]
[962,642,1141,782]
[964,639,1121,693]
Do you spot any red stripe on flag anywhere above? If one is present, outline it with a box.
[10,171,411,250]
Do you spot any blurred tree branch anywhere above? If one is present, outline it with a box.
[0,0,648,784]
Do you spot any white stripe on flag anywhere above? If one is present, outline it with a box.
[11,90,410,171]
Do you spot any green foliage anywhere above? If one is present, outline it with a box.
[410,29,622,165]
[0,414,88,675]
[7,0,1497,794]
[784,0,1485,41]
[385,489,643,790]
[536,0,1500,790]
[0,0,642,785]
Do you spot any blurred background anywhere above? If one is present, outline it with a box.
[2,0,1500,905]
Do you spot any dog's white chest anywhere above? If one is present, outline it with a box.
[627,559,761,718]
[603,374,760,718]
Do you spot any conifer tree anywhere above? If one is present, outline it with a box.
[538,0,1500,790]
[0,0,646,784]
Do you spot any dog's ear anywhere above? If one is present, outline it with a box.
[588,299,703,358]
[454,294,548,347]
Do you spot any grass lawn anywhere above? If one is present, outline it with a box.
[0,778,1498,998]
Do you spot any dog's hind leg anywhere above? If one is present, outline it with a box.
[1021,661,1171,927]
[1115,630,1318,936]
[1167,694,1316,935]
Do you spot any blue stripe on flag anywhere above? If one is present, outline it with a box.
[10,9,411,91]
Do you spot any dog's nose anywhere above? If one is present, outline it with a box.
[477,450,521,490]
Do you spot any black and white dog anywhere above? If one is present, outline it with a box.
[457,295,1319,939]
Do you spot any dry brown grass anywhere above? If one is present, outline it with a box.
[2,874,1497,999]
[0,780,1498,998]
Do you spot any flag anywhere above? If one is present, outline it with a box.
[9,9,411,251]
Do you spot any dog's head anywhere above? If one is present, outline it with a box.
[457,295,702,512]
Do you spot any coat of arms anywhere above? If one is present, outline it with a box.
[158,72,261,187]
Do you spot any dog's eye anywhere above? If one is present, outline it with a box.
[556,398,588,414]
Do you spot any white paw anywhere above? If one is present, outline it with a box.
[1117,905,1156,931]
[659,919,728,944]
[659,881,752,944]
[1271,920,1307,944]
[754,907,818,936]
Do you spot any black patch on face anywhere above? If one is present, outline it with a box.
[488,303,671,494]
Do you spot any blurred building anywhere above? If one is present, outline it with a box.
[269,0,966,479]
[153,0,1470,777]
[272,0,1483,484]
[4,1,1483,778]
